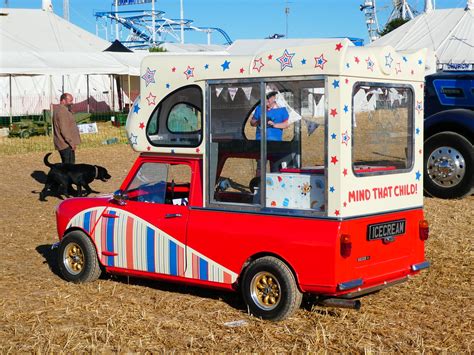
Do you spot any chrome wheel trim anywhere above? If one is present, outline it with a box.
[250,271,281,311]
[427,146,466,188]
[63,242,85,276]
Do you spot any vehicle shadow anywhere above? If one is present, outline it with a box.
[36,244,62,278]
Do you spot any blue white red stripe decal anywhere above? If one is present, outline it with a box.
[67,207,238,284]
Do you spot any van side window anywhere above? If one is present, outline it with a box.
[147,85,202,147]
[352,83,414,175]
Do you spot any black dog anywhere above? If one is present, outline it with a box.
[39,153,111,201]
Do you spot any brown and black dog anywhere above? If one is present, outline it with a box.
[39,153,111,201]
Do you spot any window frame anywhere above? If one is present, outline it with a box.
[205,75,328,217]
[351,81,416,177]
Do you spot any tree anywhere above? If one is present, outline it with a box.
[378,18,410,37]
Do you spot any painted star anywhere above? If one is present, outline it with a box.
[346,63,350,69]
[331,132,337,140]
[184,65,195,80]
[141,67,156,87]
[419,149,423,154]
[341,130,350,146]
[385,53,393,68]
[402,56,408,62]
[146,146,151,151]
[329,186,335,193]
[133,102,140,114]
[204,64,209,70]
[411,69,415,75]
[276,49,296,71]
[416,127,420,135]
[395,62,402,74]
[343,105,349,113]
[221,60,231,71]
[343,201,347,208]
[415,171,421,181]
[253,57,265,72]
[196,147,200,153]
[331,156,338,165]
[128,133,138,146]
[240,67,245,74]
[343,168,348,177]
[165,83,170,89]
[345,78,349,84]
[418,59,423,65]
[268,54,273,60]
[146,92,156,106]
[139,122,145,129]
[335,42,343,51]
[332,80,340,89]
[366,57,375,71]
[314,54,327,70]
[330,108,338,117]
[301,58,307,65]
[416,101,423,114]
[171,67,176,72]
[334,209,340,216]
[354,56,360,64]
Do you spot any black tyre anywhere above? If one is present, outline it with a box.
[424,132,473,199]
[58,230,102,283]
[20,130,30,139]
[241,256,302,321]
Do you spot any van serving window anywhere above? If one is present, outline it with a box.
[146,85,203,147]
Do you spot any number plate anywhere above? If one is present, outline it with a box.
[367,219,406,241]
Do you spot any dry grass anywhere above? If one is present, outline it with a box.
[0,145,473,352]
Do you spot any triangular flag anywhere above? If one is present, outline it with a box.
[215,87,223,97]
[228,87,238,101]
[242,86,252,100]
[303,118,320,136]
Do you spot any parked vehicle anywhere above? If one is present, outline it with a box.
[9,110,51,138]
[54,40,430,321]
[424,72,474,199]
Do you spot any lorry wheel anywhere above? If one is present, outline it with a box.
[20,130,30,139]
[58,231,102,283]
[424,132,473,199]
[241,256,302,321]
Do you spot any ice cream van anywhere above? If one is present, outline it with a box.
[55,39,430,321]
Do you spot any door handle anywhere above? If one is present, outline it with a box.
[165,213,182,219]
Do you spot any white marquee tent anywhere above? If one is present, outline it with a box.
[370,1,474,71]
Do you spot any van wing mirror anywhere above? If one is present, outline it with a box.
[113,189,128,206]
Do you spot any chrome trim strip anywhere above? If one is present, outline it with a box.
[340,277,408,298]
[411,261,430,271]
[338,278,364,291]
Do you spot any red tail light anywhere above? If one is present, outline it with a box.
[419,220,429,241]
[340,234,352,258]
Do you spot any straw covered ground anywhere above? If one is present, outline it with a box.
[0,144,473,352]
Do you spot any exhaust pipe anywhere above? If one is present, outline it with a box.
[319,298,361,310]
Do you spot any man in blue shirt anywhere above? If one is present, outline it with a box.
[250,91,290,173]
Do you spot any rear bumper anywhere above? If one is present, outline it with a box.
[338,276,408,298]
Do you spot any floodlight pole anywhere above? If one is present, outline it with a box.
[152,0,156,45]
[115,0,119,41]
[180,0,184,44]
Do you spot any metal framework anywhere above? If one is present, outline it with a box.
[94,9,232,49]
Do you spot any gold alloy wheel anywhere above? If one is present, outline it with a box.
[63,242,85,275]
[250,271,281,310]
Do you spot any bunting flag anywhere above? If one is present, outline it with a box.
[242,86,253,100]
[215,87,223,97]
[304,118,320,136]
[228,87,238,101]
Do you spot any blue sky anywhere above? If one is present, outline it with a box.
[5,0,468,45]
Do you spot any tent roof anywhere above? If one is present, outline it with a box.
[370,7,474,65]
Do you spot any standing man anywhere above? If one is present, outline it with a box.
[53,93,80,164]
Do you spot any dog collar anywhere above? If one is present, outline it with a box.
[94,165,98,179]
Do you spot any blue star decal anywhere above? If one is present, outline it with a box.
[331,132,337,140]
[301,58,307,65]
[385,53,393,68]
[332,80,340,89]
[276,49,295,71]
[416,127,420,135]
[343,105,349,113]
[133,103,140,114]
[415,170,421,181]
[166,83,170,89]
[346,63,350,69]
[221,60,230,71]
[141,67,156,87]
[204,64,209,70]
[171,149,175,154]
[329,186,335,193]
[128,133,138,146]
[418,59,423,65]
[403,56,408,62]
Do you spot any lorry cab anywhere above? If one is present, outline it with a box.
[56,39,430,321]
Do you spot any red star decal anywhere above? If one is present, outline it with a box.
[343,202,347,208]
[330,108,338,117]
[331,156,338,165]
[395,63,402,74]
[335,42,343,51]
[335,209,340,216]
[419,149,423,154]
[343,168,348,176]
[268,54,273,60]
[196,148,200,153]
[171,67,176,72]
[345,78,349,84]
[420,83,424,89]
[411,69,415,75]
[146,146,151,151]
[314,54,328,70]
[145,92,156,106]
[240,67,245,74]
[253,57,265,72]
[139,122,145,129]
[354,56,360,64]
